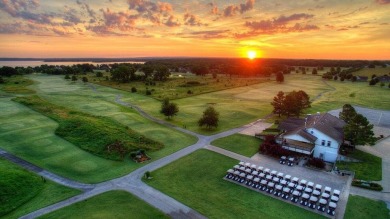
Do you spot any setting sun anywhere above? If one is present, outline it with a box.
[247,51,257,60]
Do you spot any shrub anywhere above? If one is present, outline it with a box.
[308,157,325,169]
[131,87,137,93]
[187,90,193,94]
[352,179,383,191]
[64,74,70,79]
[96,72,103,77]
[146,90,152,95]
[259,135,290,157]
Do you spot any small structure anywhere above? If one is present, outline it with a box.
[277,113,346,163]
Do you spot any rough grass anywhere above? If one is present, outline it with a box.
[353,66,390,78]
[310,79,390,112]
[0,75,35,94]
[211,134,261,157]
[0,158,44,216]
[344,195,389,219]
[39,191,169,219]
[336,149,382,181]
[13,95,164,161]
[88,72,266,100]
[145,149,326,219]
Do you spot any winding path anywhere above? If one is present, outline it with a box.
[3,89,389,218]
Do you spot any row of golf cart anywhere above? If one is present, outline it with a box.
[225,161,340,216]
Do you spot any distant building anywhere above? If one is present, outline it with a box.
[277,113,346,163]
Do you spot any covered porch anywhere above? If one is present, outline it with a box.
[277,138,315,155]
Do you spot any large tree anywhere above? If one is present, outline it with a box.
[154,66,170,81]
[271,91,285,117]
[340,104,375,145]
[276,72,284,83]
[111,65,136,83]
[339,104,356,123]
[160,98,179,119]
[272,90,311,117]
[198,106,219,129]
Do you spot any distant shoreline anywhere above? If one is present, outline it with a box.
[0,58,151,63]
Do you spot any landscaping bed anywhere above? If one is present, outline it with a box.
[351,179,383,191]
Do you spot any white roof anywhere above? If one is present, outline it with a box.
[329,202,337,208]
[277,172,284,177]
[315,184,322,189]
[283,187,290,192]
[267,182,275,187]
[300,179,307,184]
[227,169,234,173]
[252,171,259,175]
[296,185,303,191]
[302,193,310,199]
[280,180,287,185]
[266,175,272,180]
[264,168,270,173]
[288,182,295,187]
[239,166,245,171]
[271,170,277,175]
[313,190,321,196]
[251,164,257,169]
[325,186,332,192]
[239,173,246,177]
[245,162,251,167]
[285,175,292,179]
[276,185,283,190]
[331,196,339,202]
[309,196,318,202]
[254,177,260,182]
[292,177,299,182]
[273,177,279,182]
[322,193,330,198]
[333,190,341,195]
[257,166,264,171]
[245,168,251,173]
[281,156,286,159]
[307,182,314,186]
[292,190,300,196]
[239,161,244,166]
[319,198,327,205]
[234,165,240,169]
[234,171,240,175]
[247,175,253,180]
[304,187,313,193]
[259,173,265,177]
[260,180,267,184]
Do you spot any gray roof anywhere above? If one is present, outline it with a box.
[279,113,346,143]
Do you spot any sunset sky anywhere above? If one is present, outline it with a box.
[0,0,389,59]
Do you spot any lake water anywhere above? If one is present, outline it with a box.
[0,60,145,67]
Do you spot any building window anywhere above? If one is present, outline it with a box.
[327,141,331,147]
[321,140,325,146]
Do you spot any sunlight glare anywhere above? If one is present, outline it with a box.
[247,50,257,60]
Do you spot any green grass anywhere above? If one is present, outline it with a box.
[0,158,80,219]
[336,149,382,181]
[344,195,389,219]
[310,79,390,112]
[211,134,261,157]
[0,158,44,216]
[353,66,390,78]
[39,191,168,219]
[13,95,164,161]
[88,72,266,100]
[0,75,35,94]
[0,98,196,183]
[145,149,326,219]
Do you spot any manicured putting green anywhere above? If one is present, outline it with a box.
[211,134,262,157]
[146,149,326,219]
[39,191,169,219]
